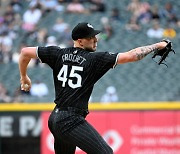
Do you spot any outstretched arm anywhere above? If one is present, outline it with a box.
[117,41,167,64]
[19,47,37,91]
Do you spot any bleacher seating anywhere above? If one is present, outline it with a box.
[0,0,179,103]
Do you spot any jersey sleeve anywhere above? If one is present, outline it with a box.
[37,46,61,69]
[94,52,118,70]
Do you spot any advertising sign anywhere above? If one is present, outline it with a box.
[0,112,41,137]
[41,111,180,154]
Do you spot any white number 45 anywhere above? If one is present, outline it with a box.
[57,65,83,89]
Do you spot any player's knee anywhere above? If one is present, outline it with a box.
[105,146,113,154]
[100,145,113,154]
[89,145,113,154]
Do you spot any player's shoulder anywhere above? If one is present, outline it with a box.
[61,47,78,53]
[91,51,117,57]
[45,45,61,50]
[47,46,76,55]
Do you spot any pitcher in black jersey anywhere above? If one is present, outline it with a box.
[19,22,168,154]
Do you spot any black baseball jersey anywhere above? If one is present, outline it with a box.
[37,46,118,110]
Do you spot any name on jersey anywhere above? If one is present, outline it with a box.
[62,54,86,64]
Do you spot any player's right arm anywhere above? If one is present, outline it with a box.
[19,47,37,91]
[117,41,167,64]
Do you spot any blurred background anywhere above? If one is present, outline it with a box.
[0,0,180,154]
[0,0,179,103]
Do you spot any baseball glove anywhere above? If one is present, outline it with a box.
[152,39,175,67]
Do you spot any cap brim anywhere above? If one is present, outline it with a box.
[86,30,101,38]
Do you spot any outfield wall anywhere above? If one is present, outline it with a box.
[0,102,180,154]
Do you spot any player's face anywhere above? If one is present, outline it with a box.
[81,36,98,52]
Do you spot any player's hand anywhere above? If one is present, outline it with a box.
[20,75,31,91]
[152,39,175,67]
[157,40,168,49]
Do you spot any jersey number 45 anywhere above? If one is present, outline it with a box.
[57,64,83,89]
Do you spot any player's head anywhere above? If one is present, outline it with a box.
[72,22,101,52]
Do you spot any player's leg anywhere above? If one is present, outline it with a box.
[63,121,113,154]
[48,107,112,153]
[53,136,76,154]
[48,110,76,154]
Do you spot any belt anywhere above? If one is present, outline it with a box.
[55,106,89,117]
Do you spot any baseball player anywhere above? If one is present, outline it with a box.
[19,22,168,154]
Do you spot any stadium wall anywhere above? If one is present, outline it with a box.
[0,102,180,154]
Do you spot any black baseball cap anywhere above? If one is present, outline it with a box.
[72,22,101,40]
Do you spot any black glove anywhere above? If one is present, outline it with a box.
[152,39,175,67]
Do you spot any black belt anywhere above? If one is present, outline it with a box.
[55,106,89,117]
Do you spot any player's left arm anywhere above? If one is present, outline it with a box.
[19,47,37,91]
[117,41,167,64]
